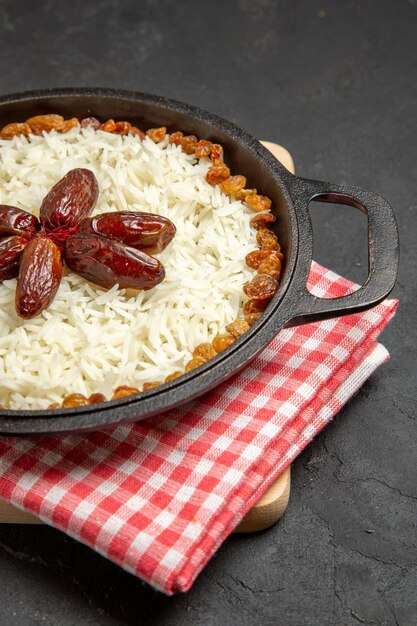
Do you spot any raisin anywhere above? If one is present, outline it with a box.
[62,393,89,408]
[0,122,32,139]
[165,371,182,382]
[256,228,279,249]
[193,343,217,360]
[258,255,281,280]
[130,126,145,140]
[81,117,101,130]
[219,175,247,196]
[88,393,106,404]
[169,131,184,145]
[112,385,139,399]
[243,274,278,300]
[243,298,269,315]
[142,382,160,391]
[235,188,257,201]
[245,194,272,212]
[99,119,117,133]
[206,163,231,185]
[210,144,223,162]
[181,135,198,154]
[194,139,212,159]
[244,312,263,326]
[25,114,64,134]
[250,213,276,230]
[113,121,132,135]
[212,333,235,353]
[60,118,80,133]
[146,127,167,142]
[245,249,281,270]
[185,356,207,372]
[225,319,250,338]
[48,403,61,409]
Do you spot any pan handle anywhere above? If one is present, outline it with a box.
[283,176,399,327]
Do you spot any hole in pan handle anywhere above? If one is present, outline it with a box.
[284,176,399,327]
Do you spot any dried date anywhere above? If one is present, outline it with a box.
[0,205,40,238]
[0,236,28,281]
[15,236,63,319]
[64,234,165,290]
[40,168,99,233]
[78,211,176,254]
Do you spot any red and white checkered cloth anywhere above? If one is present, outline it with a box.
[0,262,397,594]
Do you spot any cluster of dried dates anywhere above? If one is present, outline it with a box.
[0,168,176,319]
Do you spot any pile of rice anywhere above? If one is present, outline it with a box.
[0,127,258,410]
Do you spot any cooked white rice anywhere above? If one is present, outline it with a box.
[0,126,258,410]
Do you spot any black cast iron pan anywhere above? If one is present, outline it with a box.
[0,88,399,435]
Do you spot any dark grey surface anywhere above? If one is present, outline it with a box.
[0,0,415,624]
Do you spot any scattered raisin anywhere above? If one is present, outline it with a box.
[245,249,281,270]
[88,393,106,404]
[206,163,231,185]
[169,131,184,145]
[245,194,272,212]
[165,371,182,382]
[62,393,89,408]
[130,126,145,140]
[258,255,281,280]
[113,121,132,135]
[235,188,257,201]
[243,298,269,315]
[59,118,80,133]
[219,175,247,196]
[146,127,167,142]
[244,312,263,326]
[81,117,101,130]
[100,119,117,133]
[210,143,223,162]
[181,135,198,154]
[193,343,217,360]
[256,228,279,249]
[225,319,250,338]
[112,385,139,399]
[142,382,160,391]
[25,114,64,134]
[212,333,235,353]
[243,274,279,300]
[250,213,276,230]
[0,122,32,139]
[194,139,212,159]
[185,356,207,372]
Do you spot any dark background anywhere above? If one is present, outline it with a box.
[0,1,416,624]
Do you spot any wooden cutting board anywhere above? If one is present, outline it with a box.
[0,141,294,532]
